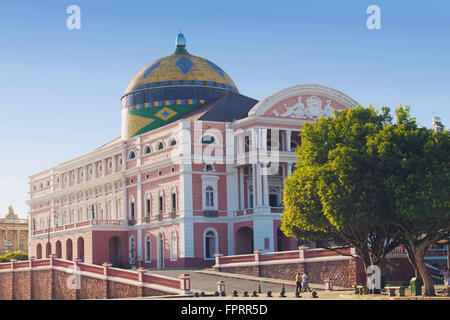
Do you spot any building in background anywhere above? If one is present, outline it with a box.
[27,33,358,268]
[0,206,28,255]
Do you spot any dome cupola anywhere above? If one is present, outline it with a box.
[121,33,238,139]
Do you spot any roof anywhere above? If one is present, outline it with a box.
[181,91,259,122]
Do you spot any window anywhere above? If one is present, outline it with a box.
[159,192,164,213]
[157,142,164,150]
[145,234,151,262]
[108,160,112,169]
[170,231,177,261]
[248,186,254,208]
[201,135,215,144]
[205,186,214,208]
[129,196,135,221]
[171,190,177,212]
[118,157,123,166]
[19,240,24,251]
[128,151,136,160]
[91,204,95,219]
[205,164,214,172]
[204,229,217,259]
[145,193,151,217]
[169,138,177,146]
[144,145,151,155]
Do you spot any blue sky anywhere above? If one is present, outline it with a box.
[0,0,449,217]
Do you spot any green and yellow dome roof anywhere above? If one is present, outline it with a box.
[121,33,239,139]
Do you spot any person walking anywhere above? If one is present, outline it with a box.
[302,272,312,292]
[295,272,302,294]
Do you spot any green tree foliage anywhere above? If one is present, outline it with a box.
[368,106,450,296]
[0,251,28,263]
[282,105,449,296]
[282,106,401,279]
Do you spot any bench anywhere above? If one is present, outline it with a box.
[385,286,407,297]
[354,285,370,295]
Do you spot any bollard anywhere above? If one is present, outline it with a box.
[217,280,225,295]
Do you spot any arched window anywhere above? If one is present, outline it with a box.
[128,150,136,160]
[157,141,164,150]
[145,234,151,262]
[170,231,178,261]
[145,193,151,219]
[171,188,177,213]
[205,186,214,208]
[169,137,177,146]
[204,229,218,259]
[143,145,151,155]
[158,191,164,214]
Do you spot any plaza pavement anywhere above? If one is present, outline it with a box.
[141,268,450,300]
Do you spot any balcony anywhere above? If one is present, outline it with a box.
[156,213,163,221]
[203,210,218,218]
[169,211,177,219]
[143,216,151,224]
[128,219,135,226]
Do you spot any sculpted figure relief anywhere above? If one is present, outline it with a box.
[272,96,336,119]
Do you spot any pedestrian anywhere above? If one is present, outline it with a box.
[441,265,450,286]
[302,272,312,292]
[295,272,302,294]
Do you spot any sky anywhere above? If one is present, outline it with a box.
[0,0,449,218]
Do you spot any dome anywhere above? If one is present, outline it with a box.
[121,33,239,139]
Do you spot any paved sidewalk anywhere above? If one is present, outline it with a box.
[143,268,450,300]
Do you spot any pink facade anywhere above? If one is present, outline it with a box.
[28,72,359,269]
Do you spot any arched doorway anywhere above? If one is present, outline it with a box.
[66,239,73,261]
[55,240,62,258]
[157,232,164,269]
[36,244,42,259]
[277,227,290,252]
[108,236,121,267]
[46,242,52,258]
[77,237,84,262]
[235,227,254,254]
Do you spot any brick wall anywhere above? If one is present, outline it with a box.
[217,256,413,288]
[0,265,179,300]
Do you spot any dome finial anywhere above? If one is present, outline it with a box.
[174,31,188,54]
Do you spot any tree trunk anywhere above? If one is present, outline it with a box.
[415,251,435,296]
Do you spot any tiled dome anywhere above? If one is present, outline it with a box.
[121,33,239,139]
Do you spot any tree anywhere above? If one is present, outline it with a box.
[368,106,450,296]
[281,106,402,289]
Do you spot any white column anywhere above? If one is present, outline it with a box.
[180,221,194,258]
[226,165,238,217]
[253,217,274,253]
[137,173,142,224]
[239,167,244,210]
[227,223,234,255]
[256,164,263,207]
[263,164,269,207]
[286,130,292,152]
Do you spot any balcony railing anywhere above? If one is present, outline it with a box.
[143,216,151,224]
[128,219,135,226]
[204,210,218,218]
[170,211,177,219]
[156,214,163,221]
